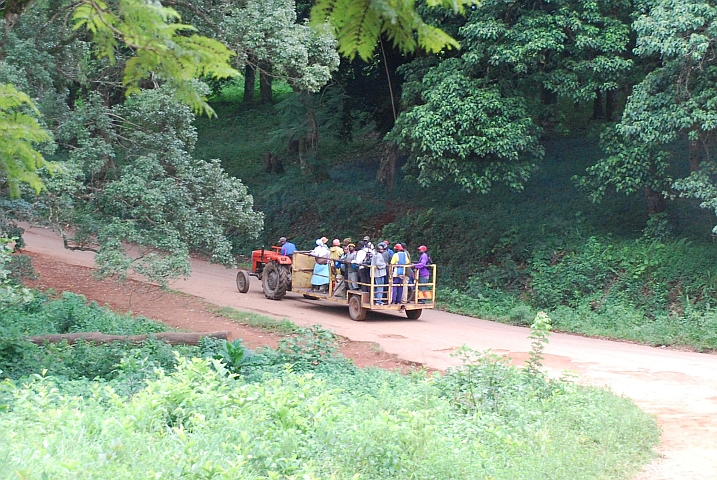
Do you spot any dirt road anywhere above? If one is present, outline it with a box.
[21,226,717,479]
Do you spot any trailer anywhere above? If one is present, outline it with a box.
[236,249,436,321]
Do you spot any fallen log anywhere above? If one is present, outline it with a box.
[27,331,229,346]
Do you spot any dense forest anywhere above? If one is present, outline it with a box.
[14,1,717,477]
[3,0,717,350]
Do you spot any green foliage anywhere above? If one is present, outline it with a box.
[204,338,258,373]
[72,0,239,116]
[310,0,473,61]
[577,125,672,202]
[274,325,340,372]
[0,352,658,479]
[390,0,635,193]
[440,345,530,414]
[0,292,197,380]
[673,162,717,234]
[642,212,673,242]
[0,83,54,197]
[0,237,33,312]
[1,291,168,338]
[212,306,301,334]
[589,1,717,227]
[439,234,717,351]
[389,60,543,192]
[222,0,340,93]
[0,281,659,478]
[530,236,615,308]
[524,311,551,377]
[40,88,263,284]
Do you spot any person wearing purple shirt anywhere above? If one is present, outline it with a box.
[279,236,296,256]
[413,245,431,303]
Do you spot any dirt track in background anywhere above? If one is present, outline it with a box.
[21,225,717,479]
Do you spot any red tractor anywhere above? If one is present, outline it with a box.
[235,246,293,300]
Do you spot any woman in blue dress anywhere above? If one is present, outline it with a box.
[310,237,330,292]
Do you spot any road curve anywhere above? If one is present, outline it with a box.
[21,225,717,479]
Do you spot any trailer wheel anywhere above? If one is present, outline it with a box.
[236,270,250,293]
[262,261,288,300]
[348,295,366,321]
[405,309,422,320]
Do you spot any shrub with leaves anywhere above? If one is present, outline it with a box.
[0,237,33,312]
[40,88,263,285]
[0,353,659,479]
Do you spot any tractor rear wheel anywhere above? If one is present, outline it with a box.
[405,309,422,320]
[236,270,250,293]
[348,295,366,321]
[262,261,288,300]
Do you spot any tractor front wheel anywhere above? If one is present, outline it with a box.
[236,270,250,293]
[262,261,288,300]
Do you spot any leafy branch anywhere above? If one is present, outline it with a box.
[72,0,240,116]
[0,84,55,198]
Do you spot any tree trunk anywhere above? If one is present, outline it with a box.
[376,142,398,191]
[688,138,704,172]
[645,187,667,215]
[605,90,617,122]
[264,151,283,173]
[3,0,33,33]
[243,63,256,104]
[592,90,604,120]
[259,67,273,104]
[298,138,309,174]
[306,108,318,152]
[540,87,557,106]
[28,331,229,346]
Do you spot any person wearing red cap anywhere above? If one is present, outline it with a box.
[390,243,409,303]
[413,245,431,303]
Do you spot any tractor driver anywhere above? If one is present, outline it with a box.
[279,236,296,256]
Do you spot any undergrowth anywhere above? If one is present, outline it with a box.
[192,97,717,351]
[0,303,659,480]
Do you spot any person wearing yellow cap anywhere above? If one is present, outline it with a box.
[329,238,343,287]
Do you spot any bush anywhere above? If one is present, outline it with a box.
[0,292,194,381]
[0,354,659,480]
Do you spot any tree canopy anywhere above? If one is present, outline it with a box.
[390,0,634,192]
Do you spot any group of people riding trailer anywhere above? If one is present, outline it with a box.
[283,235,436,320]
[236,235,436,320]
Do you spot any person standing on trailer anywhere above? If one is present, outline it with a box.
[346,243,359,289]
[310,237,330,293]
[354,240,372,292]
[371,243,387,305]
[391,243,409,304]
[413,245,431,303]
[329,238,343,286]
[362,235,375,252]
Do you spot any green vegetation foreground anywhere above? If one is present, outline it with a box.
[0,292,658,479]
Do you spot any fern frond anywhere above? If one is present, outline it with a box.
[0,84,54,197]
[73,0,239,116]
[311,0,468,60]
